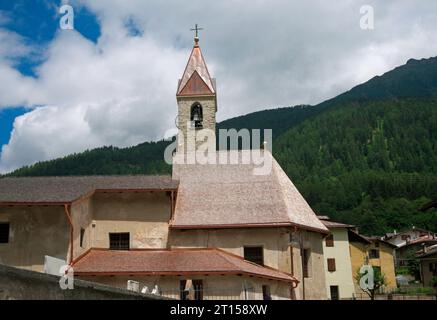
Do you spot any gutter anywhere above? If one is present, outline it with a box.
[64,204,74,265]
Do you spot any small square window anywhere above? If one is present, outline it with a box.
[244,246,264,265]
[369,249,379,259]
[0,223,9,243]
[180,280,203,300]
[109,233,130,250]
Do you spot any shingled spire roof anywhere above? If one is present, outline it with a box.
[177,37,216,96]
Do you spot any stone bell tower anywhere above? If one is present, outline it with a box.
[176,26,217,153]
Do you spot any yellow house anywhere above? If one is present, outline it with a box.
[348,230,397,295]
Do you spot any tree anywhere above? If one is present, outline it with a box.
[355,266,388,300]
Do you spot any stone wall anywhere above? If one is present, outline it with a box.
[177,95,217,152]
[0,263,162,300]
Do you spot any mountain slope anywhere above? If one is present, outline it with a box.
[3,56,437,235]
[274,98,437,234]
[319,56,437,108]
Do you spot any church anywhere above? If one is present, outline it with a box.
[0,33,328,300]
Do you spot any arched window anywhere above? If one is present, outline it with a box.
[190,103,203,129]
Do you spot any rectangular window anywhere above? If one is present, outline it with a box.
[193,280,203,300]
[244,246,264,265]
[302,249,310,278]
[325,234,334,247]
[0,223,9,243]
[180,280,203,300]
[109,233,130,250]
[80,228,85,248]
[262,285,272,300]
[330,286,339,300]
[369,249,380,259]
[327,258,336,272]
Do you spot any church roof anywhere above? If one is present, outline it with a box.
[0,175,178,204]
[72,247,298,283]
[171,150,328,233]
[177,40,216,96]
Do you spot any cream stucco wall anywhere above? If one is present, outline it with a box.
[78,274,291,300]
[86,192,172,251]
[289,230,327,300]
[0,206,70,272]
[170,228,291,272]
[170,227,327,300]
[322,228,355,299]
[70,197,93,261]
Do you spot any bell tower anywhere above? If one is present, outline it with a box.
[176,26,217,153]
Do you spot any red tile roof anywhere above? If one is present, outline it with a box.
[72,248,297,284]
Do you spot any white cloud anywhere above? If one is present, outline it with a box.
[1,0,437,172]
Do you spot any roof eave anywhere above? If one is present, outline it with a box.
[170,221,329,234]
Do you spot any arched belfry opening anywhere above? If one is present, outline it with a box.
[190,102,203,129]
[176,30,217,153]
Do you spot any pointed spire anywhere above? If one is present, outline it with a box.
[177,30,215,97]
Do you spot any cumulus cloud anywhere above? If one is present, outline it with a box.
[1,0,437,172]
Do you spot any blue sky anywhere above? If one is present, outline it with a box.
[0,0,100,151]
[1,1,437,173]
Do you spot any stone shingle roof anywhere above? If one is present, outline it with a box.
[319,218,355,229]
[72,248,298,283]
[0,175,178,204]
[171,150,328,233]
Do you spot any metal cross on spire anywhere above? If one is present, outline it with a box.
[190,24,203,43]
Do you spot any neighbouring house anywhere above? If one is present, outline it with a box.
[318,216,355,300]
[383,227,437,249]
[416,244,437,288]
[0,35,329,300]
[382,227,437,268]
[348,230,397,295]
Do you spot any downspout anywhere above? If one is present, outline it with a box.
[170,191,174,220]
[64,204,74,264]
[299,230,306,301]
[292,226,305,300]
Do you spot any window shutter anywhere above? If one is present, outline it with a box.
[325,234,334,247]
[327,258,336,272]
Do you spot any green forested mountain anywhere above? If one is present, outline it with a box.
[275,98,437,234]
[4,56,437,235]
